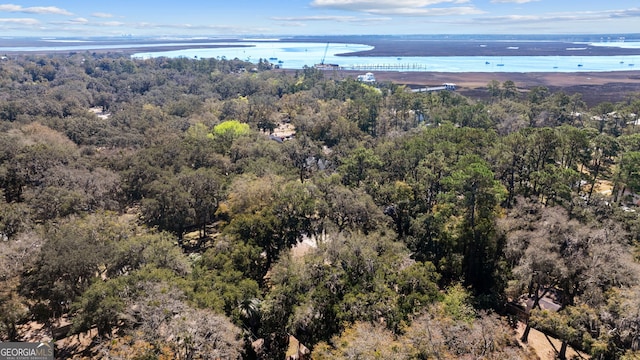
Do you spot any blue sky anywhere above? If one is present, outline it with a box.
[1,1,639,37]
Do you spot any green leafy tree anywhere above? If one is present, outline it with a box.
[380,180,414,238]
[141,176,194,240]
[614,151,640,203]
[20,214,130,320]
[314,286,535,360]
[501,80,518,99]
[339,146,382,187]
[0,196,30,240]
[261,232,440,355]
[283,135,322,183]
[180,168,223,239]
[555,125,591,171]
[442,155,506,294]
[316,175,385,235]
[586,133,619,203]
[211,119,251,153]
[190,236,262,317]
[487,79,501,100]
[225,175,319,269]
[71,275,129,337]
[492,131,528,207]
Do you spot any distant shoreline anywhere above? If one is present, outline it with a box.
[334,39,640,57]
[3,37,640,105]
[1,45,255,56]
[3,37,640,57]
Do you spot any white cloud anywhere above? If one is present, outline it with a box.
[271,15,390,23]
[367,6,483,16]
[48,18,129,28]
[69,17,88,24]
[475,7,640,24]
[99,21,124,27]
[49,17,89,26]
[312,0,470,8]
[0,17,39,24]
[490,0,539,3]
[280,22,307,27]
[310,0,482,16]
[0,4,20,11]
[91,12,114,18]
[609,8,640,18]
[131,21,263,34]
[0,4,72,15]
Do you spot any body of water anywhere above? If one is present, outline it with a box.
[132,41,640,73]
[3,39,640,73]
[133,42,374,68]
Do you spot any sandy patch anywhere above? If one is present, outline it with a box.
[89,107,110,119]
[516,322,589,360]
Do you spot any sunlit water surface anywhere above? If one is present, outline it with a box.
[3,40,639,73]
[132,41,640,73]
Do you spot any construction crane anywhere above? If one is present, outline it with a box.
[320,43,329,65]
[315,43,339,70]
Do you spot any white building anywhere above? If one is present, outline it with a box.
[357,72,376,83]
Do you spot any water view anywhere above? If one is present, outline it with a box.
[131,41,640,73]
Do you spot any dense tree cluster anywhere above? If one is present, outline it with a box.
[1,52,640,359]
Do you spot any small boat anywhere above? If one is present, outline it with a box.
[629,63,635,67]
[269,57,278,61]
[496,63,504,67]
[485,61,490,64]
[578,64,583,67]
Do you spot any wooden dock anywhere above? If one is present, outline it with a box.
[343,63,432,71]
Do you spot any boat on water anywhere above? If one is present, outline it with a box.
[314,63,340,70]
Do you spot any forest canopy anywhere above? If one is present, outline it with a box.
[1,52,639,359]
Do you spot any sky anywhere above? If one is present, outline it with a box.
[1,1,639,38]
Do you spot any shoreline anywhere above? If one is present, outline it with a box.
[3,38,639,105]
[0,44,255,56]
[4,37,640,58]
[320,70,640,105]
[335,39,640,57]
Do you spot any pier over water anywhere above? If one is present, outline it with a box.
[344,63,432,71]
